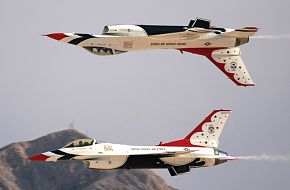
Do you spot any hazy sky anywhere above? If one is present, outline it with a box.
[1,0,290,189]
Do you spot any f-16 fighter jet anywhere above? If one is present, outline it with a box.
[45,18,258,86]
[29,109,236,176]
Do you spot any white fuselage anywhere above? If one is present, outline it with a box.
[62,31,237,52]
[29,109,236,175]
[43,142,228,170]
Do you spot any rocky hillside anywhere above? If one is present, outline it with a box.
[0,129,175,190]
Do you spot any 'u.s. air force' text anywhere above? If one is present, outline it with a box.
[151,42,186,46]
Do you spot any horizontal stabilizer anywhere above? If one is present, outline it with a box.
[221,27,258,38]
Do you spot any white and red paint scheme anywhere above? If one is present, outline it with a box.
[29,109,236,176]
[44,18,258,86]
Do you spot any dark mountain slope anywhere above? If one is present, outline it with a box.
[0,129,175,190]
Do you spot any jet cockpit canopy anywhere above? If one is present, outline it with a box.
[64,139,96,148]
[102,25,147,36]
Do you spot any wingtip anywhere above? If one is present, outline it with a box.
[243,26,259,31]
[237,27,259,32]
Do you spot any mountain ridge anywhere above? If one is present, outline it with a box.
[0,129,176,190]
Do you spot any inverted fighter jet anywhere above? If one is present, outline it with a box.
[45,18,258,86]
[29,109,236,176]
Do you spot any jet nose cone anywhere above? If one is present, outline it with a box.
[45,33,68,41]
[28,154,49,161]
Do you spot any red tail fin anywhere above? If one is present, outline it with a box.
[179,48,255,86]
[159,109,231,148]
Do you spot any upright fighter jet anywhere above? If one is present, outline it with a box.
[45,18,258,86]
[29,109,236,176]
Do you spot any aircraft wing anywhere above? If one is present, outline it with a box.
[180,47,255,86]
[151,29,214,40]
[152,150,197,158]
[219,27,258,38]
